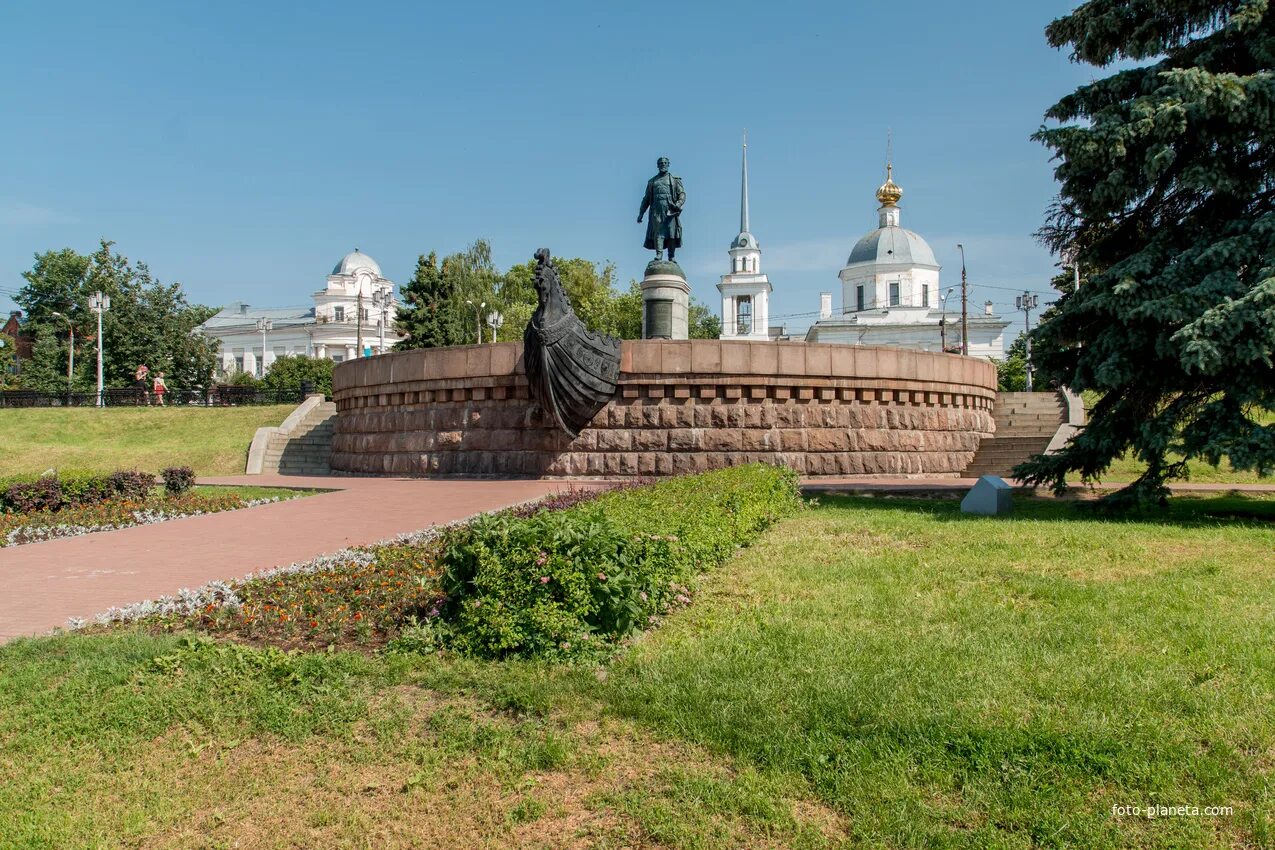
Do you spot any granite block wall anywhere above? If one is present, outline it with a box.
[331,340,997,478]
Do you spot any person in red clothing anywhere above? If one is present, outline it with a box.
[152,371,168,406]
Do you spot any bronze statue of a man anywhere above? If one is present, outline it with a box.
[637,156,685,261]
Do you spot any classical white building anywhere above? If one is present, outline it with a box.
[804,166,1009,358]
[718,137,773,340]
[198,249,404,377]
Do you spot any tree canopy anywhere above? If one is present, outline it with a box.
[16,240,219,393]
[395,241,722,348]
[260,354,335,396]
[0,333,17,390]
[1020,0,1275,505]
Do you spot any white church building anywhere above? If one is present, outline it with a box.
[803,165,1009,357]
[717,137,773,340]
[198,249,404,377]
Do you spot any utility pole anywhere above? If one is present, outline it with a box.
[1015,290,1040,392]
[51,311,74,400]
[88,291,109,407]
[255,317,273,377]
[957,244,969,356]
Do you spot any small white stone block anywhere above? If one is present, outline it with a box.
[961,475,1012,516]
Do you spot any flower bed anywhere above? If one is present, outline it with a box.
[1,491,293,547]
[91,466,802,659]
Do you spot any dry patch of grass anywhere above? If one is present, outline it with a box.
[136,691,845,850]
[0,639,844,850]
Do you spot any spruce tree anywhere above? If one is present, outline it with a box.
[394,252,450,350]
[1020,0,1275,505]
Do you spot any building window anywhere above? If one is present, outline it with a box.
[331,353,344,363]
[922,283,930,307]
[359,307,369,322]
[234,356,244,373]
[889,281,900,307]
[736,295,752,336]
[856,285,865,312]
[333,306,345,322]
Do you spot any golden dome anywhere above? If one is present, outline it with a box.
[875,163,902,207]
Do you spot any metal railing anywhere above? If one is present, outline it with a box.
[0,386,315,409]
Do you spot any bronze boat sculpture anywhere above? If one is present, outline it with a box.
[523,248,621,437]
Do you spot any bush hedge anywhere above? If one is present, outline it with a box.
[161,466,196,495]
[0,469,161,515]
[436,464,802,659]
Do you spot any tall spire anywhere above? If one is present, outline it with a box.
[740,130,750,234]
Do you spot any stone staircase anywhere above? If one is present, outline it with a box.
[258,400,336,475]
[964,392,1066,479]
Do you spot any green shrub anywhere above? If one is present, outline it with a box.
[3,478,62,514]
[0,468,160,515]
[437,464,802,659]
[161,466,196,495]
[261,355,334,397]
[108,470,155,502]
[59,473,115,506]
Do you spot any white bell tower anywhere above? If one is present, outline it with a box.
[717,133,772,340]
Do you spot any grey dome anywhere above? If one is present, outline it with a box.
[732,231,759,250]
[847,227,937,268]
[332,249,382,277]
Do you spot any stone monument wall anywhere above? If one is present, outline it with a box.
[331,340,997,477]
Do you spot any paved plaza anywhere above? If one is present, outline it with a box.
[0,475,596,642]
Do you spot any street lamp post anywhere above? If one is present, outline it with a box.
[1015,291,1040,392]
[486,310,504,343]
[255,317,273,377]
[465,300,486,344]
[939,290,952,352]
[88,291,110,407]
[956,243,969,356]
[372,284,394,353]
[51,311,74,401]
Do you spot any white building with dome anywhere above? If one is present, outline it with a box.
[804,166,1009,358]
[197,249,404,377]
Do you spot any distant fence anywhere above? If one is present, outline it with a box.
[0,386,315,409]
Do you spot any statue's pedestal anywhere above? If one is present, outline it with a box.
[641,259,690,340]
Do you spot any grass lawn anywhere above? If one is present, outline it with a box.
[1083,403,1273,485]
[0,405,295,476]
[2,494,1273,848]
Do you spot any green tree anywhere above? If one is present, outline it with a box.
[17,240,218,392]
[995,334,1029,392]
[395,252,451,350]
[689,300,723,339]
[441,239,500,345]
[497,256,620,339]
[0,333,18,390]
[1020,0,1275,506]
[601,280,722,340]
[261,355,335,396]
[397,241,501,348]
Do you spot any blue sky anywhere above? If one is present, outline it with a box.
[0,0,1090,336]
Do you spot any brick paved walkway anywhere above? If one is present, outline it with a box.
[4,473,1269,642]
[0,475,594,642]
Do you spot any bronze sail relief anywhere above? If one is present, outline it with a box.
[523,248,621,438]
